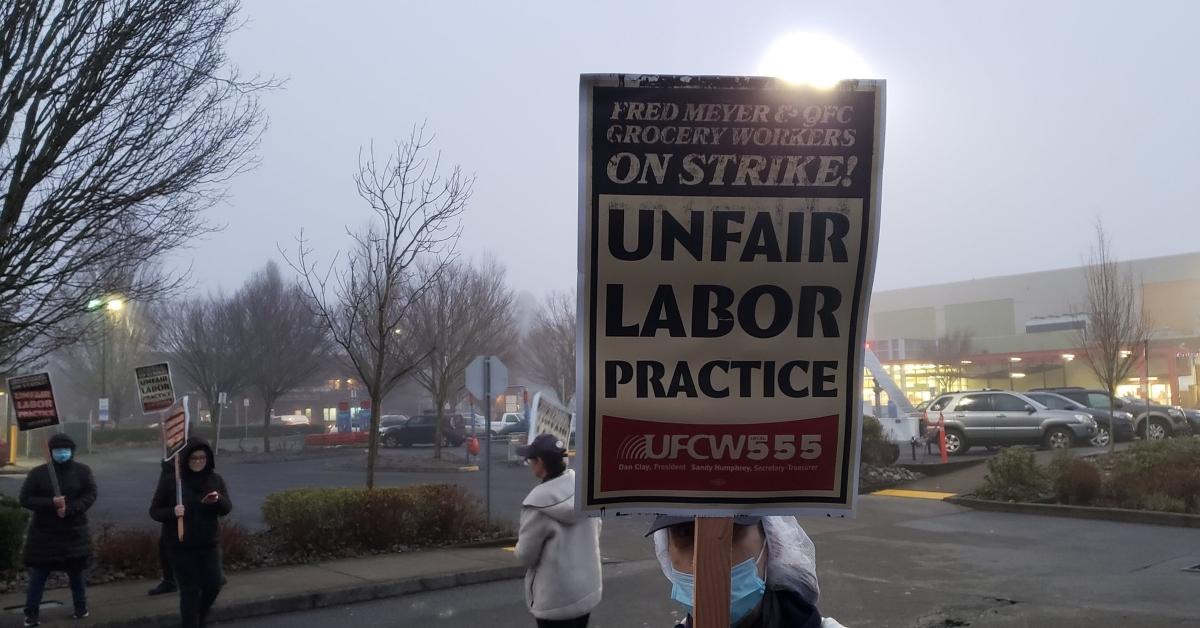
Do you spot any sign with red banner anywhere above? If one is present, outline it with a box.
[6,372,61,431]
[577,75,885,515]
[160,397,190,460]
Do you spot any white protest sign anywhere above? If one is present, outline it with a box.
[135,362,175,414]
[577,75,884,516]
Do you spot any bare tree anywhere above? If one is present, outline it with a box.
[1077,220,1149,453]
[236,262,330,452]
[519,291,576,406]
[0,0,272,371]
[921,330,975,394]
[155,295,244,444]
[407,259,516,459]
[52,300,156,426]
[289,127,472,488]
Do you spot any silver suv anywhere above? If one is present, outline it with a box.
[924,390,1097,455]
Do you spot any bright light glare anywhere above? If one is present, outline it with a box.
[758,32,873,87]
[105,298,124,312]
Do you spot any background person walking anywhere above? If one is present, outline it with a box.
[514,434,602,628]
[19,433,98,627]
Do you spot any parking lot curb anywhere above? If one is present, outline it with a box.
[895,458,988,476]
[78,564,527,628]
[945,496,1200,529]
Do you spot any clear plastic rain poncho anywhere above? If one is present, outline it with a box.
[653,516,821,604]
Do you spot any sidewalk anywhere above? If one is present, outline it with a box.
[0,459,36,475]
[0,546,523,627]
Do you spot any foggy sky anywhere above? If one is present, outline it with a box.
[175,0,1200,300]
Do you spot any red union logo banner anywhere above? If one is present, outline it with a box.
[600,415,839,495]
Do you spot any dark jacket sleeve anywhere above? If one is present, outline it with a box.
[207,474,232,516]
[66,464,98,516]
[19,467,55,512]
[148,472,177,524]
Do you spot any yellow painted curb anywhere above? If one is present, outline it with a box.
[502,546,516,552]
[459,465,480,472]
[871,489,956,500]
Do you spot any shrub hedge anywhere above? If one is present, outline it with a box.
[94,522,255,578]
[975,447,1048,502]
[861,416,899,465]
[1048,453,1102,506]
[1104,438,1200,513]
[0,495,28,571]
[262,484,495,556]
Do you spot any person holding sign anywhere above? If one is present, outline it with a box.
[150,438,231,628]
[514,434,602,628]
[19,434,97,626]
[647,516,845,628]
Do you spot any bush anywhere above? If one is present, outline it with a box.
[975,447,1048,502]
[1106,439,1200,513]
[861,416,899,465]
[95,526,159,578]
[0,495,29,572]
[1048,454,1102,506]
[219,521,256,567]
[263,484,496,556]
[95,523,258,577]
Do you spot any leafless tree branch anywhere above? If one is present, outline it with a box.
[285,126,471,487]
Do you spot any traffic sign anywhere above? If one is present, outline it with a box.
[98,397,109,423]
[465,356,507,401]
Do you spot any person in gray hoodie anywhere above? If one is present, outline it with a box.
[514,434,602,628]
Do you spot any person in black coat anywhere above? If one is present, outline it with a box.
[149,438,232,628]
[19,433,97,627]
[148,458,177,596]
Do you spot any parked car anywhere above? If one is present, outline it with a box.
[378,414,409,433]
[924,390,1096,455]
[1184,408,1200,435]
[497,415,530,437]
[271,414,311,426]
[382,414,466,447]
[1032,387,1190,440]
[1024,391,1134,447]
[457,413,487,434]
[490,412,524,435]
[906,399,931,418]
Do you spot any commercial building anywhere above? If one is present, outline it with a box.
[866,252,1200,409]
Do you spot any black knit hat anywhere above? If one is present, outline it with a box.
[47,433,76,452]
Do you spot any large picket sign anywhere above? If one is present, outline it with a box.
[577,75,884,515]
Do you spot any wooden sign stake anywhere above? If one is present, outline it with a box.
[175,454,184,542]
[693,517,733,628]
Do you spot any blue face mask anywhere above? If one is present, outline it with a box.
[670,545,767,625]
[51,448,72,464]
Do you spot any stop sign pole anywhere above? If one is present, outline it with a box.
[465,356,506,523]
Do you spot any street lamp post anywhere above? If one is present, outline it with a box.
[87,296,125,427]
